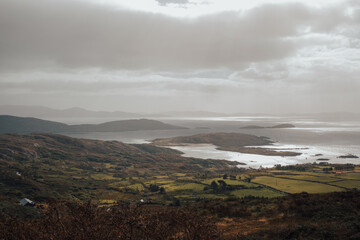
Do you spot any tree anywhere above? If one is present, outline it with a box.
[149,184,159,192]
[210,181,218,190]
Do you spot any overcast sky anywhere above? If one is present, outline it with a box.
[0,0,359,113]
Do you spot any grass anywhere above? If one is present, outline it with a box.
[177,194,224,200]
[91,174,117,180]
[331,180,360,189]
[123,183,146,191]
[145,179,174,185]
[230,189,284,198]
[334,172,360,180]
[252,176,343,194]
[273,174,341,183]
[162,183,205,192]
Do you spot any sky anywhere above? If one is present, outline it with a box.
[0,0,359,114]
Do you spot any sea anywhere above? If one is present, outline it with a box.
[54,116,360,169]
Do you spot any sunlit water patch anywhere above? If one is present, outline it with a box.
[170,144,300,168]
[170,143,360,169]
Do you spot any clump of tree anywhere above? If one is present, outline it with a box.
[205,180,236,193]
[334,164,355,171]
[275,164,307,171]
[322,167,333,172]
[149,184,165,193]
[229,175,237,180]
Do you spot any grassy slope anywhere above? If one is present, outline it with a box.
[0,133,237,204]
[1,133,360,217]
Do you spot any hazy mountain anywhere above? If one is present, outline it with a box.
[0,115,186,134]
[270,124,295,128]
[68,119,187,132]
[0,105,142,119]
[163,111,228,117]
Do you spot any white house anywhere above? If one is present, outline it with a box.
[20,198,35,207]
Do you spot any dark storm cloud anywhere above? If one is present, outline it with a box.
[0,0,353,72]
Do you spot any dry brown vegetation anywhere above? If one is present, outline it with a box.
[0,201,220,240]
[1,191,360,240]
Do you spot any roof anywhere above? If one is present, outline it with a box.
[20,198,35,206]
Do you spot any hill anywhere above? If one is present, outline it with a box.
[0,105,142,118]
[0,115,186,134]
[152,132,301,156]
[0,115,69,134]
[270,124,295,128]
[152,132,272,147]
[68,119,187,132]
[0,133,234,204]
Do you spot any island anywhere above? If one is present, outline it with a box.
[152,132,301,157]
[337,154,359,159]
[241,124,295,129]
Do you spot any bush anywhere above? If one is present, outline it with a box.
[0,201,221,240]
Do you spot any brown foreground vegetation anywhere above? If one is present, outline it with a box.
[1,191,360,240]
[0,201,219,240]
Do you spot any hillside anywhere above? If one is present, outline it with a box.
[0,133,234,204]
[152,132,301,156]
[2,134,360,239]
[0,115,69,134]
[0,115,186,134]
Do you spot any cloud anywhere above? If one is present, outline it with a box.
[0,0,359,113]
[1,0,354,72]
[155,0,190,6]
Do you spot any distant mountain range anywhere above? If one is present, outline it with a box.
[0,105,143,119]
[1,105,360,120]
[0,115,186,134]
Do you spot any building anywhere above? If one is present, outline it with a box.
[20,198,35,207]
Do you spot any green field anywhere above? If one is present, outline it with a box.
[331,180,360,189]
[40,168,360,202]
[252,175,343,194]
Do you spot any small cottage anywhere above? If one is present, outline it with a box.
[20,198,35,207]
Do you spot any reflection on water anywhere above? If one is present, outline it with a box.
[169,144,299,168]
[169,143,360,169]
